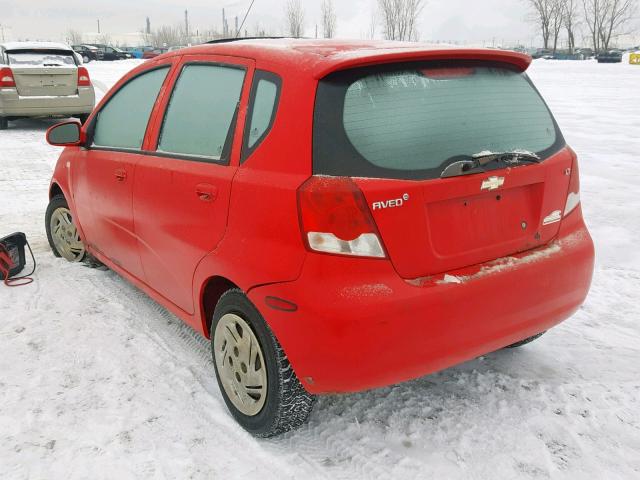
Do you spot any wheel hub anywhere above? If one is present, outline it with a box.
[50,207,85,262]
[214,313,268,416]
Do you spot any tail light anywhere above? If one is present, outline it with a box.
[564,152,581,217]
[77,67,91,87]
[297,176,386,258]
[0,67,16,88]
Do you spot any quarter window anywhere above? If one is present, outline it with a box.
[242,71,281,162]
[158,64,246,161]
[93,67,169,150]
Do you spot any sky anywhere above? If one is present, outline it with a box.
[0,1,637,48]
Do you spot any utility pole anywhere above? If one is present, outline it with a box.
[184,10,189,38]
[222,8,227,37]
[97,19,100,34]
[235,16,239,37]
[0,24,5,43]
[145,17,151,34]
[315,24,318,39]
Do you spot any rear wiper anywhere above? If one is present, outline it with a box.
[472,151,541,166]
[441,151,541,178]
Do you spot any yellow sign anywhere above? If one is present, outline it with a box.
[631,53,640,65]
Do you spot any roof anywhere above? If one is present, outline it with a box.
[1,41,73,52]
[165,39,532,77]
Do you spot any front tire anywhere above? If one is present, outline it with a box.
[211,289,315,437]
[45,194,86,262]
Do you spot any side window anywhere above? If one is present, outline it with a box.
[92,67,169,150]
[241,71,281,163]
[158,64,246,161]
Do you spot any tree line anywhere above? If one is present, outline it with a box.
[525,0,638,54]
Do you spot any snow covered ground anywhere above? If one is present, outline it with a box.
[1,58,639,479]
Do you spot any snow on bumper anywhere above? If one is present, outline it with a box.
[249,214,595,395]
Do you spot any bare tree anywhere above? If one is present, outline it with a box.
[285,0,305,38]
[599,0,638,50]
[563,0,581,53]
[140,24,192,48]
[368,4,378,39]
[583,0,606,52]
[525,0,554,49]
[321,0,337,38]
[95,33,112,45]
[549,0,565,54]
[66,29,84,45]
[378,0,425,41]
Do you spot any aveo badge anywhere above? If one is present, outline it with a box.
[372,193,410,211]
[481,176,505,191]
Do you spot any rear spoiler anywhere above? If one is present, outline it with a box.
[313,48,532,79]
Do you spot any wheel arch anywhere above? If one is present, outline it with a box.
[200,275,240,338]
[49,182,64,200]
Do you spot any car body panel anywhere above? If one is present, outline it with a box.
[248,209,594,394]
[132,54,256,314]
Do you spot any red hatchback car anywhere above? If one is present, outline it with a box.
[45,39,594,436]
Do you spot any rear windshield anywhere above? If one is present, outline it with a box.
[6,50,77,67]
[314,61,563,180]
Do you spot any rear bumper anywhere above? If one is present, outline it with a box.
[0,87,95,117]
[248,212,594,394]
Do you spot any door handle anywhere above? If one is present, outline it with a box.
[114,168,127,182]
[196,183,218,202]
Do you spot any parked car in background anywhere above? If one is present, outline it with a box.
[597,50,623,63]
[531,48,553,59]
[142,48,168,59]
[0,41,95,129]
[168,45,187,52]
[119,46,144,59]
[44,39,594,436]
[86,44,132,61]
[575,48,595,59]
[71,44,100,63]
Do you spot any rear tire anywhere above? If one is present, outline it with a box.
[211,289,315,437]
[0,116,8,130]
[82,55,90,63]
[505,331,546,348]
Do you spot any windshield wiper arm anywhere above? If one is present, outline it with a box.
[472,151,541,166]
[441,151,541,179]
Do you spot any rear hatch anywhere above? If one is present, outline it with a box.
[6,49,78,96]
[313,60,572,279]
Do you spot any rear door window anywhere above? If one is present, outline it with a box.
[157,64,246,162]
[92,67,169,150]
[314,61,563,180]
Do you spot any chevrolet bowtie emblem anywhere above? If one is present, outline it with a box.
[481,176,505,191]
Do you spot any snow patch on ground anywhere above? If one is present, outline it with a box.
[0,58,639,479]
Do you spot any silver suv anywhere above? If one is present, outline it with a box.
[0,42,95,129]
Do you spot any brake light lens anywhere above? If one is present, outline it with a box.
[564,153,581,217]
[77,67,91,87]
[0,67,16,88]
[298,176,386,258]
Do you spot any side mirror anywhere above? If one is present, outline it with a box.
[46,121,83,147]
